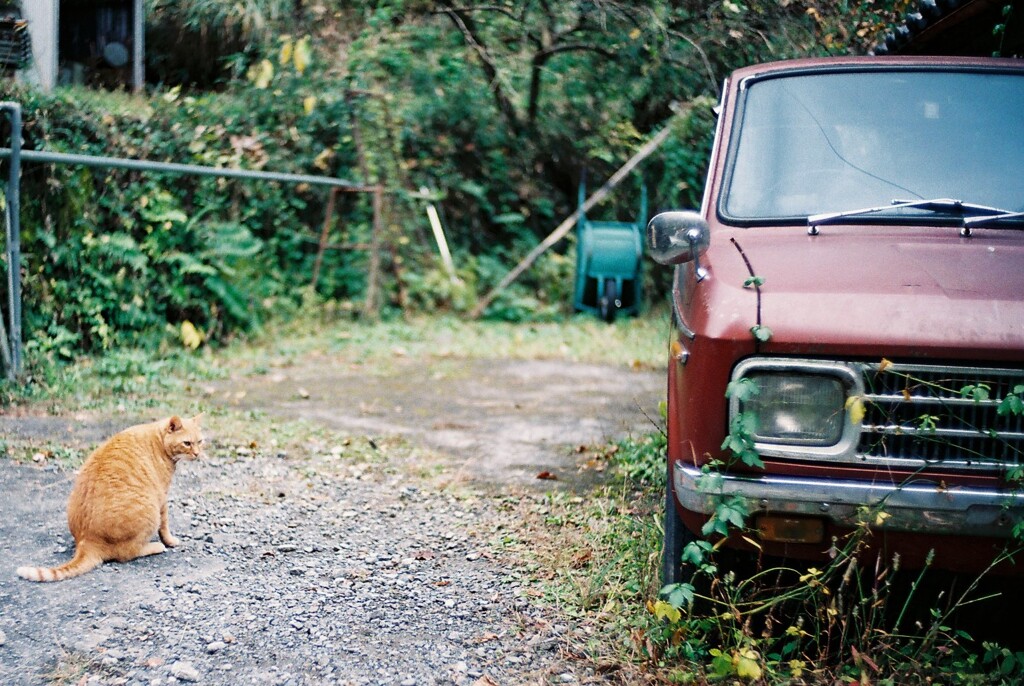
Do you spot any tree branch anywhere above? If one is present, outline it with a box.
[667,29,721,99]
[527,41,617,125]
[434,5,520,22]
[440,5,523,134]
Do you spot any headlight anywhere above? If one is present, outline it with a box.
[730,359,862,453]
[742,372,845,445]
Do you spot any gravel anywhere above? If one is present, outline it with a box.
[0,442,586,685]
[0,358,664,685]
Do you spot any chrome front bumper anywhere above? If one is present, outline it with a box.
[672,461,1024,537]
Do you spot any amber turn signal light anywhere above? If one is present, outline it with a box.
[756,515,825,544]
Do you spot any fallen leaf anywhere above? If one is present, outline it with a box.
[471,632,499,644]
[570,549,593,568]
[536,471,558,481]
[845,396,866,424]
[860,650,880,673]
[735,648,762,680]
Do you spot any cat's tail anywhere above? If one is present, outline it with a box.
[16,545,102,582]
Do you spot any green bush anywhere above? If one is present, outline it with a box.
[0,0,913,366]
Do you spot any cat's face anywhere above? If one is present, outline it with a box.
[164,414,205,462]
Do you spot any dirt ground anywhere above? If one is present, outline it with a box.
[214,355,665,488]
[0,354,665,685]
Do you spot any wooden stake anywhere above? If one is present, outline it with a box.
[363,185,383,319]
[311,187,339,290]
[349,93,383,321]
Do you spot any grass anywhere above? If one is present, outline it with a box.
[491,437,668,683]
[498,430,1024,685]
[3,307,670,416]
[217,309,672,378]
[42,647,103,686]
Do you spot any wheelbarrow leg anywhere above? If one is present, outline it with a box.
[599,277,622,323]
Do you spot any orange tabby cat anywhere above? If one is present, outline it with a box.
[16,414,205,582]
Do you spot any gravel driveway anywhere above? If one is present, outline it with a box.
[0,356,663,686]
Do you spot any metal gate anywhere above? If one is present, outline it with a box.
[0,101,375,379]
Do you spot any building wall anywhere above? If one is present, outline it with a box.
[20,0,58,92]
[18,0,144,93]
[132,0,143,90]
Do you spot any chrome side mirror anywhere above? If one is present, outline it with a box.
[646,211,710,279]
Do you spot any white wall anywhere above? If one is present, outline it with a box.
[132,0,144,91]
[20,0,59,92]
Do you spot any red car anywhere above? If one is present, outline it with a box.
[647,56,1024,582]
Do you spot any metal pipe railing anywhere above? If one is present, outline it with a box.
[0,103,22,380]
[0,147,371,190]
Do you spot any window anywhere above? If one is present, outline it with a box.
[721,69,1024,222]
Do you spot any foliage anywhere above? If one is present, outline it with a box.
[0,0,921,370]
[515,426,1024,684]
[0,39,380,360]
[502,361,1024,683]
[145,0,295,86]
[615,428,668,487]
[652,528,1024,683]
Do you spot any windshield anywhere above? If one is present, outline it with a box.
[721,68,1024,222]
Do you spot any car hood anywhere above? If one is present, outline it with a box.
[699,225,1024,359]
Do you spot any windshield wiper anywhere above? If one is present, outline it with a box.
[807,198,1017,231]
[963,211,1024,232]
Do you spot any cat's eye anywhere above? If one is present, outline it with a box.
[184,441,192,447]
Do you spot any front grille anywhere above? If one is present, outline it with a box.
[856,362,1024,472]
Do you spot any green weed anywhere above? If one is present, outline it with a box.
[507,431,1024,685]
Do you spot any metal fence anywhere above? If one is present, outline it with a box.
[0,101,377,380]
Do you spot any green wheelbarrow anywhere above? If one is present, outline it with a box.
[573,178,647,322]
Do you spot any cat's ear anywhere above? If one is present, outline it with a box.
[191,412,204,425]
[167,416,184,432]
